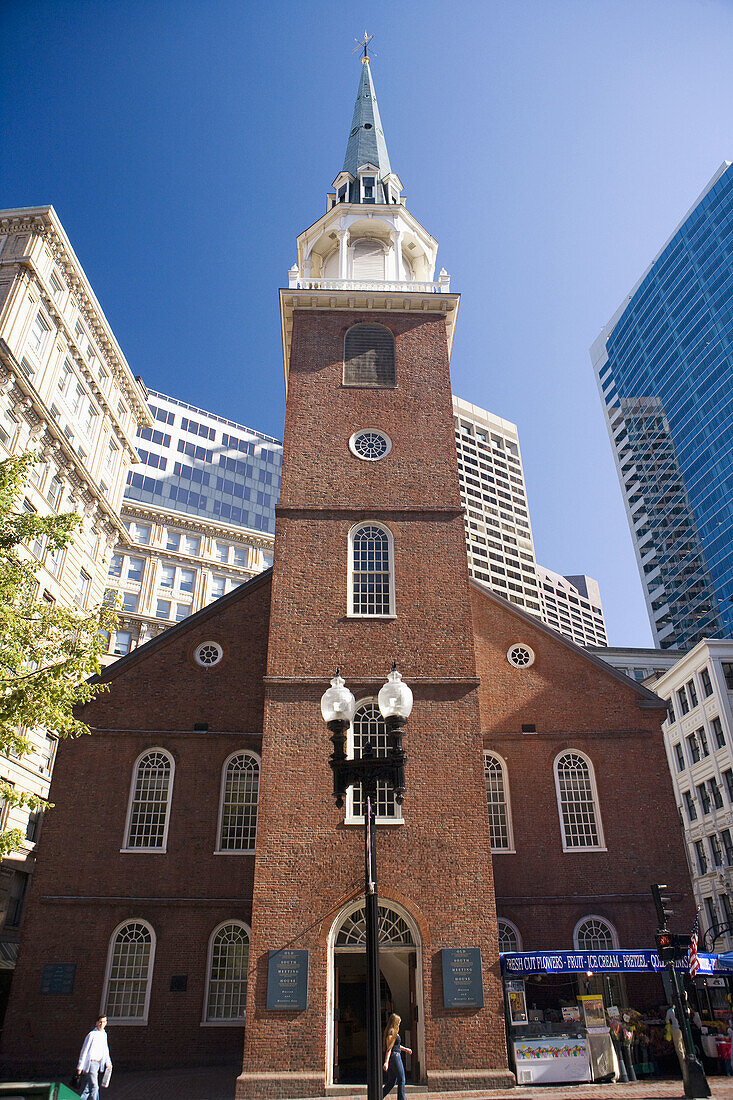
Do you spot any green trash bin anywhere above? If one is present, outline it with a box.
[0,1085,79,1099]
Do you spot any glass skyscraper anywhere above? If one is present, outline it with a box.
[127,389,282,534]
[592,162,733,649]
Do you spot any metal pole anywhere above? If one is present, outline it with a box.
[364,790,382,1100]
[667,962,710,1098]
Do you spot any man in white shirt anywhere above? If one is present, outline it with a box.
[76,1016,112,1100]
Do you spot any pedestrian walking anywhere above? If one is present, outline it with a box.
[665,1003,685,1076]
[382,1012,412,1100]
[76,1015,112,1099]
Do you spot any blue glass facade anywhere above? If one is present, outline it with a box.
[126,390,282,535]
[593,162,733,648]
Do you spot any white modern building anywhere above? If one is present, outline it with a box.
[0,205,150,974]
[127,389,282,536]
[453,396,608,647]
[650,639,733,953]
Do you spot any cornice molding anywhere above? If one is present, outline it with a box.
[0,207,151,428]
[279,287,459,392]
[119,500,275,549]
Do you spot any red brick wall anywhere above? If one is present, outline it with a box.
[1,575,272,1074]
[239,308,510,1097]
[470,584,693,955]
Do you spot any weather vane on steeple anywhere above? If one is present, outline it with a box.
[354,31,374,63]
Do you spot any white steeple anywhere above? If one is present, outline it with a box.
[287,56,448,293]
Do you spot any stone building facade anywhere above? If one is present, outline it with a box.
[0,206,150,998]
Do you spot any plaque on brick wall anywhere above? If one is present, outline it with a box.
[40,963,76,994]
[441,947,483,1008]
[267,949,308,1010]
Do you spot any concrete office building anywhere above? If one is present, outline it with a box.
[454,397,608,647]
[0,206,150,1000]
[537,567,608,648]
[592,162,733,650]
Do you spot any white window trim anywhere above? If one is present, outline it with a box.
[214,750,261,854]
[497,916,523,952]
[572,914,618,951]
[345,697,403,826]
[484,750,515,853]
[347,521,396,618]
[201,919,251,1026]
[100,917,156,1025]
[121,747,175,853]
[553,748,606,853]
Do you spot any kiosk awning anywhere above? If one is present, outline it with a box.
[500,949,720,976]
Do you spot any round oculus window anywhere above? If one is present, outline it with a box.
[349,429,392,462]
[194,641,223,668]
[507,643,535,669]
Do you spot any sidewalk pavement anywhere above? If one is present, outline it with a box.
[102,1066,733,1100]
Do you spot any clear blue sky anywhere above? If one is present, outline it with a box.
[4,0,733,647]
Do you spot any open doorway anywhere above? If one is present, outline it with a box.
[329,899,424,1086]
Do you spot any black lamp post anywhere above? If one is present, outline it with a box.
[321,664,412,1100]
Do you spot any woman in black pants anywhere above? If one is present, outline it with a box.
[383,1013,412,1100]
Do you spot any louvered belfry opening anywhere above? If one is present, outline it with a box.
[343,323,395,387]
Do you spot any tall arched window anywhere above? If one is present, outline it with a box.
[102,919,155,1023]
[554,750,604,851]
[346,700,400,823]
[348,523,395,617]
[497,918,522,953]
[484,752,514,852]
[123,748,174,851]
[204,921,250,1023]
[574,915,617,951]
[343,323,395,387]
[216,752,260,852]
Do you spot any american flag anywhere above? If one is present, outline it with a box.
[688,911,700,977]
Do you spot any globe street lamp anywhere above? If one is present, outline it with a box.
[322,664,412,1100]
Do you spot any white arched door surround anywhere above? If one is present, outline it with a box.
[326,896,425,1087]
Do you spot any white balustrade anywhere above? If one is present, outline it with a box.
[287,276,450,293]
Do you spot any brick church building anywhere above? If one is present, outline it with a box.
[2,56,691,1097]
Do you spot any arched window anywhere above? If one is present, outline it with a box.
[348,523,394,617]
[574,915,617,951]
[554,750,604,851]
[346,700,400,823]
[102,919,155,1023]
[343,323,395,387]
[204,921,250,1023]
[484,752,514,851]
[216,752,260,852]
[497,918,522,953]
[123,748,174,851]
[352,239,386,281]
[336,902,414,946]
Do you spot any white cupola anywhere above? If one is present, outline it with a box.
[288,55,448,292]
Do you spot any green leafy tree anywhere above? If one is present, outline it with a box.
[0,453,116,857]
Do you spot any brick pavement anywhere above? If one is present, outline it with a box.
[99,1065,733,1100]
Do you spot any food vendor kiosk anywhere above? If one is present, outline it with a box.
[501,948,719,1086]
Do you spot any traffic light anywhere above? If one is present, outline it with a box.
[651,883,674,928]
[655,930,691,962]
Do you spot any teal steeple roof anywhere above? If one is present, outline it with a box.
[342,60,392,180]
